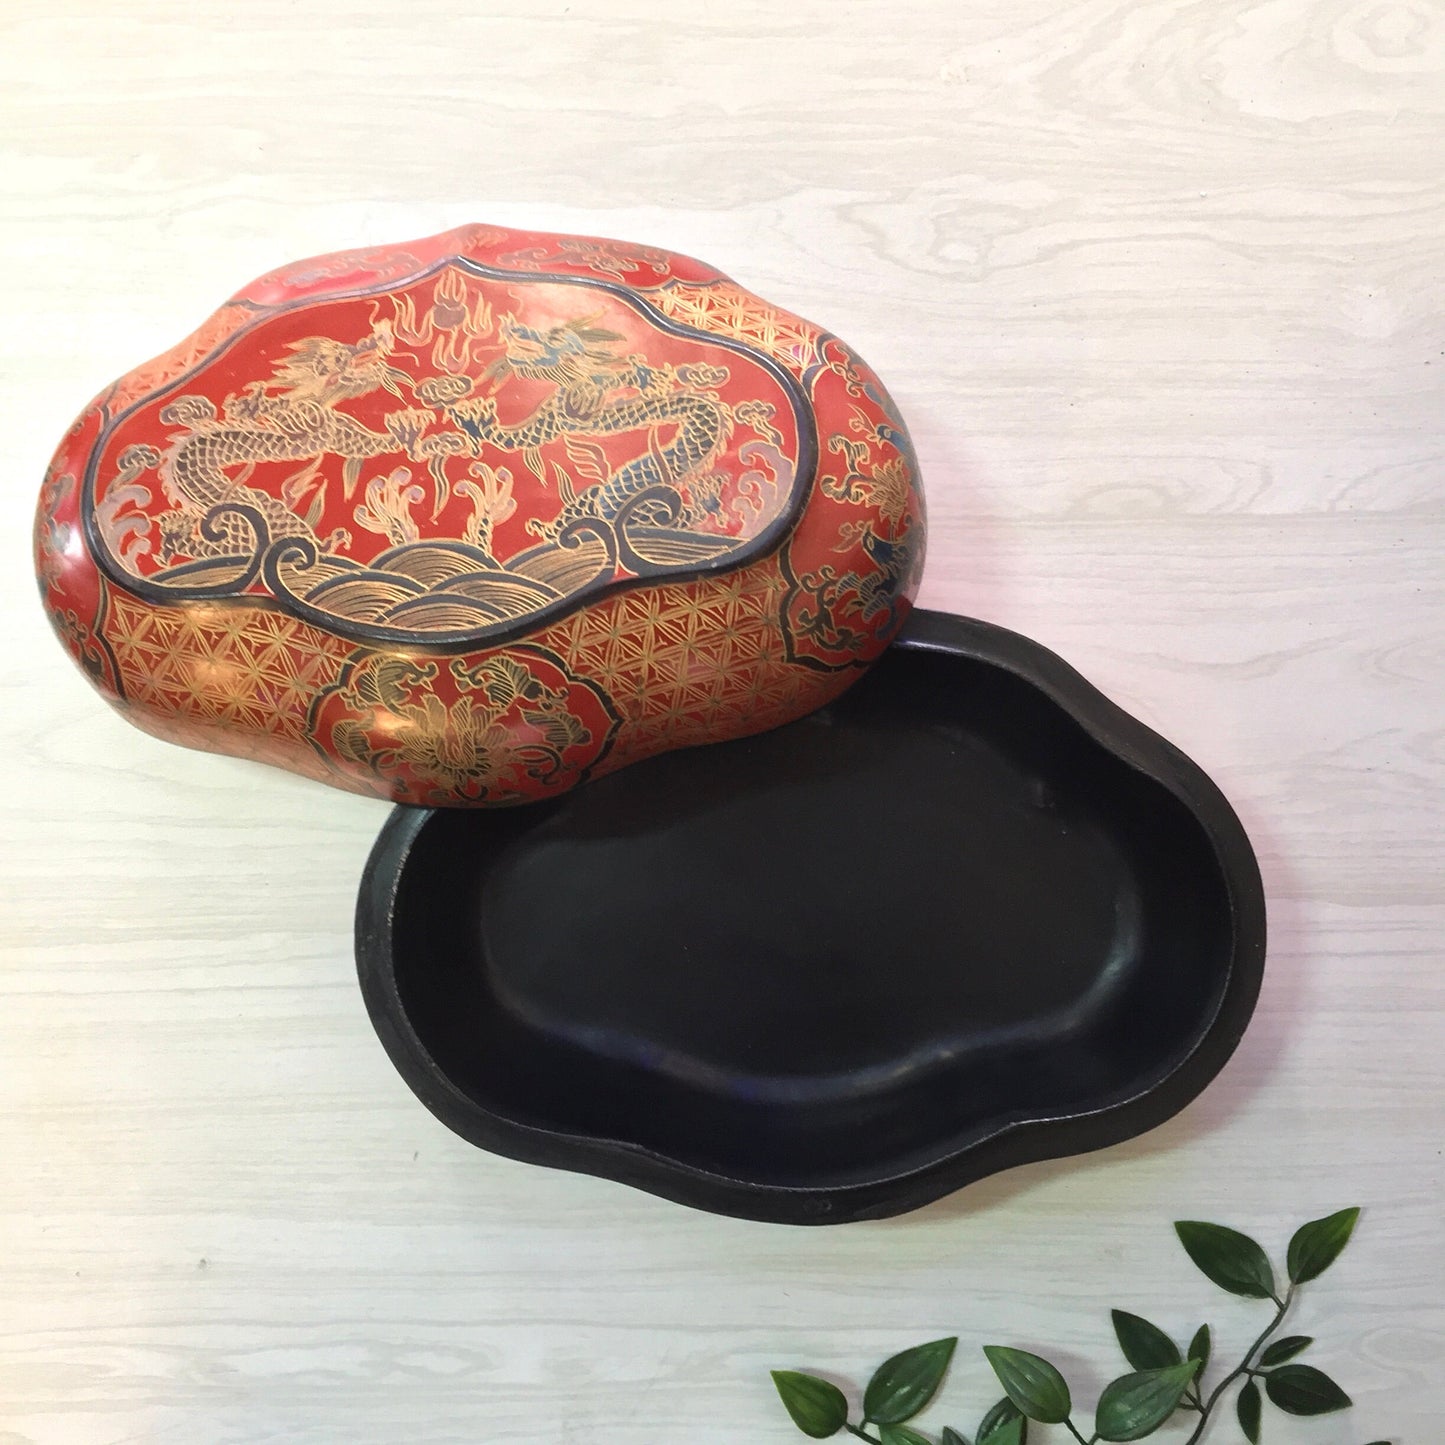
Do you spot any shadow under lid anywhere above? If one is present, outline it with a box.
[356,610,1265,1223]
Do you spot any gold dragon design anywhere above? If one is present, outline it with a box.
[100,270,787,638]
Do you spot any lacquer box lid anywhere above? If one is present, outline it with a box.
[35,224,925,805]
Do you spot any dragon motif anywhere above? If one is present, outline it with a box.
[133,318,434,566]
[126,311,739,563]
[91,266,801,643]
[436,315,733,543]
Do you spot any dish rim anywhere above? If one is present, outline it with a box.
[354,608,1267,1224]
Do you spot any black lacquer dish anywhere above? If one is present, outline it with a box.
[355,610,1265,1224]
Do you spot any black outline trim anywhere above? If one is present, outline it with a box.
[81,257,817,653]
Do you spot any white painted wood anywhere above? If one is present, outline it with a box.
[1,0,1441,1439]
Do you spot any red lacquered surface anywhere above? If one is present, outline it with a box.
[35,225,925,805]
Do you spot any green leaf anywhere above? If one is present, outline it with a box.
[1237,1378,1262,1443]
[978,1419,1024,1445]
[1094,1361,1200,1441]
[1258,1335,1313,1367]
[772,1372,849,1438]
[880,1427,931,1445]
[982,1346,1071,1424]
[941,1430,969,1445]
[1174,1221,1277,1299]
[1287,1207,1361,1285]
[864,1338,957,1424]
[1264,1363,1352,1415]
[1110,1310,1182,1371]
[978,1397,1028,1444]
[1187,1324,1210,1374]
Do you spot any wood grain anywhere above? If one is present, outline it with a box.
[1,0,1441,1440]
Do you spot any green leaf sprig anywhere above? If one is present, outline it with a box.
[772,1208,1384,1444]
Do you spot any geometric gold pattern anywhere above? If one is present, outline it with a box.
[545,561,835,774]
[648,280,824,372]
[107,594,342,747]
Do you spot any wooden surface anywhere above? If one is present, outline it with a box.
[2,1,1442,1440]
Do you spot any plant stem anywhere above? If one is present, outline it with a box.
[1180,1288,1295,1445]
[1062,1419,1093,1445]
[845,1424,882,1444]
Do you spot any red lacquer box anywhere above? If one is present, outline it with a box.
[32,227,1267,1223]
[35,225,925,806]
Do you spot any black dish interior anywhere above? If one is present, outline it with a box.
[357,611,1264,1223]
